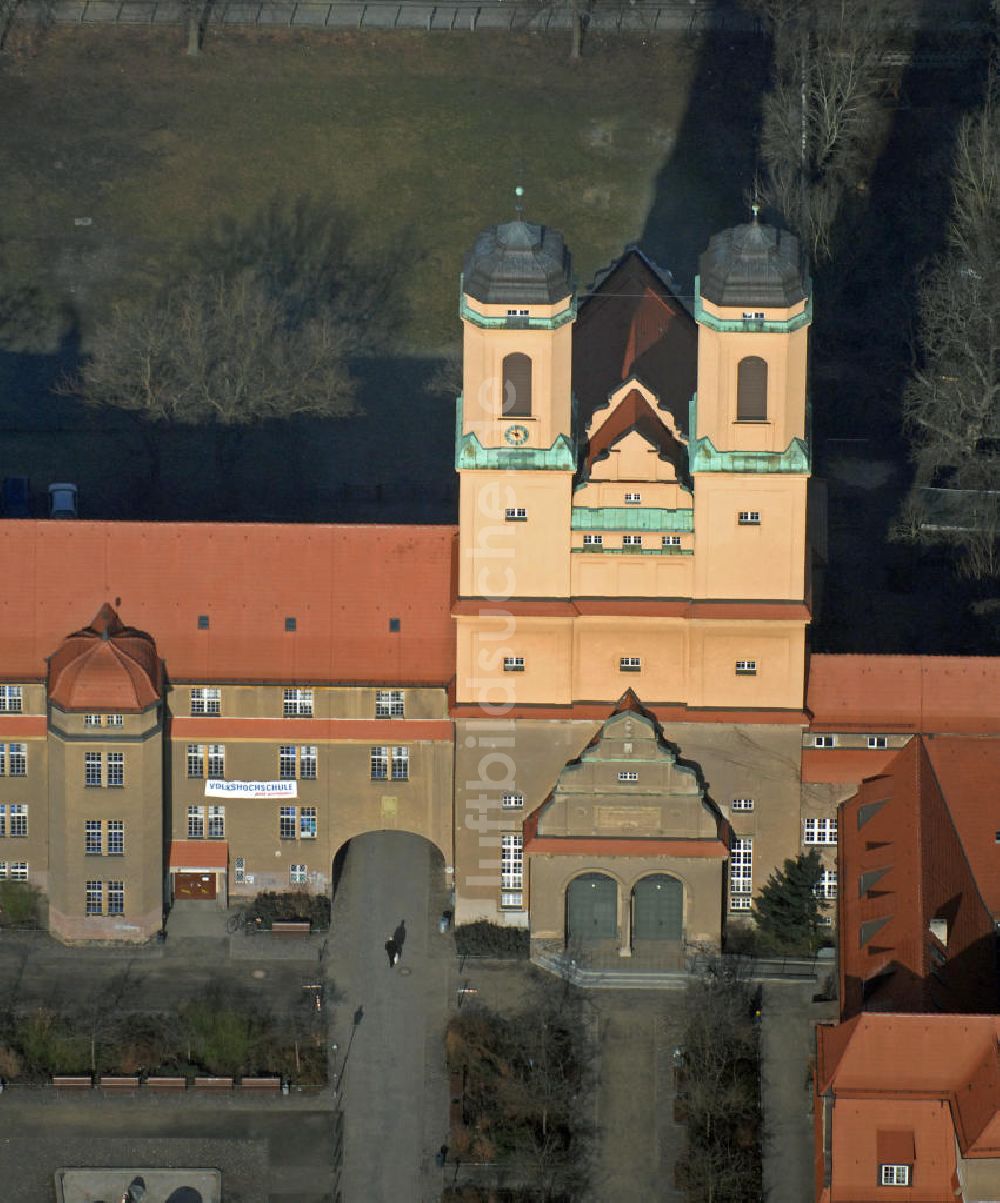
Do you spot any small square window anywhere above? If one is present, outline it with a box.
[500,890,524,909]
[284,617,297,632]
[618,770,639,783]
[504,507,528,522]
[389,618,401,633]
[732,798,754,812]
[619,656,642,672]
[867,736,888,749]
[622,535,642,548]
[583,534,603,547]
[624,492,642,504]
[503,657,525,673]
[662,535,681,547]
[813,735,836,748]
[737,511,761,526]
[735,659,757,676]
[880,1164,911,1187]
[197,615,210,630]
[84,714,101,727]
[730,896,752,912]
[501,793,524,809]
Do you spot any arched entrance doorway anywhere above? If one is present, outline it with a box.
[632,874,683,941]
[565,872,618,948]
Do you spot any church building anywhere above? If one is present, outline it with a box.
[0,212,947,949]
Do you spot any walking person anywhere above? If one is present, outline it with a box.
[385,937,397,967]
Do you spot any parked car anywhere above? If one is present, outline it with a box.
[1,477,30,517]
[48,483,78,518]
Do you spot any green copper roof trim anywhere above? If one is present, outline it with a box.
[687,394,810,474]
[693,275,812,334]
[455,395,577,471]
[571,506,694,532]
[459,275,577,330]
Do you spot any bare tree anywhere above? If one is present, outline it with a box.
[0,0,54,53]
[748,0,906,262]
[62,266,356,495]
[897,79,1000,577]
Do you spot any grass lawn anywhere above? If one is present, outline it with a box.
[0,26,702,352]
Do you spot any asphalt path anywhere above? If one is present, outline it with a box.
[326,831,451,1203]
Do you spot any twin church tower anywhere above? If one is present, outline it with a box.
[454,213,812,717]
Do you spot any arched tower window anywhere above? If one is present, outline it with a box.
[736,356,768,421]
[502,353,532,417]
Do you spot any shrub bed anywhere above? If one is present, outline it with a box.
[242,890,331,930]
[454,921,529,959]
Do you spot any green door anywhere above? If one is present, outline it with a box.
[566,873,617,943]
[633,874,683,941]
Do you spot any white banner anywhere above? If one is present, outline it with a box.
[204,779,297,799]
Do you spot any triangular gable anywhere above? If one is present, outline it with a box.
[582,386,688,485]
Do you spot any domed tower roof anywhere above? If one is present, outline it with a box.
[463,220,573,305]
[698,218,808,308]
[48,603,162,711]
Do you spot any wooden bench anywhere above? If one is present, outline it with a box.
[239,1077,281,1092]
[146,1077,186,1092]
[271,921,310,936]
[99,1076,139,1090]
[52,1076,92,1090]
[193,1076,233,1091]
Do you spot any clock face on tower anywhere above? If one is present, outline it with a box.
[504,424,530,447]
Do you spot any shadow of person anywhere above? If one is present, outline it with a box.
[393,919,406,958]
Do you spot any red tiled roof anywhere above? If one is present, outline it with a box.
[924,737,1000,915]
[807,654,1000,734]
[800,747,897,784]
[0,522,458,686]
[169,840,229,870]
[48,604,162,711]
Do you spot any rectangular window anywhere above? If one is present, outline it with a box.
[186,744,204,779]
[84,714,102,727]
[501,793,524,809]
[803,818,838,845]
[375,689,405,718]
[582,534,603,547]
[0,805,5,837]
[300,806,317,839]
[207,805,225,839]
[730,895,752,912]
[85,820,102,855]
[662,535,682,547]
[618,770,639,782]
[85,751,102,787]
[813,734,837,748]
[279,745,297,780]
[506,308,529,317]
[814,869,837,900]
[299,745,317,780]
[732,798,755,811]
[501,890,524,909]
[108,880,124,916]
[283,688,313,717]
[290,863,308,885]
[9,862,26,881]
[0,862,6,878]
[503,657,525,673]
[187,805,205,839]
[880,1165,910,1187]
[9,805,27,838]
[738,511,761,525]
[107,819,124,855]
[0,686,22,713]
[234,856,246,885]
[106,714,124,728]
[622,534,643,547]
[391,746,409,782]
[730,837,753,895]
[279,805,297,840]
[371,745,388,781]
[867,736,888,749]
[8,744,25,777]
[735,660,757,676]
[190,687,221,716]
[86,880,103,916]
[742,310,765,321]
[207,744,225,778]
[624,491,642,504]
[620,656,642,672]
[107,752,124,788]
[504,507,528,522]
[501,833,523,891]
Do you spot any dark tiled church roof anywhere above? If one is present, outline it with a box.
[698,220,807,308]
[463,221,573,305]
[573,248,696,439]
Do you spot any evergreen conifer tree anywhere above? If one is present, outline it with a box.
[751,849,827,954]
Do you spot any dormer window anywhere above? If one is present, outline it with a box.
[880,1165,910,1187]
[502,353,532,417]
